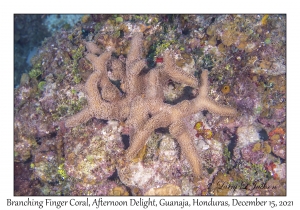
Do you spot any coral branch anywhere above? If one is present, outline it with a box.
[163,51,198,88]
[169,121,202,177]
[65,107,92,128]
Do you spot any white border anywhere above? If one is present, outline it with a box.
[2,1,299,209]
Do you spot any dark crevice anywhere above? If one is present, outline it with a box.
[202,110,209,116]
[50,131,57,138]
[36,137,43,145]
[155,127,169,134]
[259,128,269,141]
[108,169,118,181]
[121,135,130,150]
[228,133,238,158]
[165,86,195,105]
[125,186,133,196]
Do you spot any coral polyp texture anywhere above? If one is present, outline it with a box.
[14,14,286,196]
[65,32,237,178]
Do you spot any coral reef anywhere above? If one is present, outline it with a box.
[64,32,237,178]
[14,14,286,196]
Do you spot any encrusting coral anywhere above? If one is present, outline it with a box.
[64,32,237,178]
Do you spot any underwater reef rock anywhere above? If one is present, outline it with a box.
[144,184,182,196]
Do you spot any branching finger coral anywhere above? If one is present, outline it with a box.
[64,32,237,178]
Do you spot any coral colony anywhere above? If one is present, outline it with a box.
[65,32,237,178]
[14,15,286,195]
